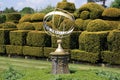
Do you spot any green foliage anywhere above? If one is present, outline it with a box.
[96,70,120,80]
[40,5,55,14]
[79,31,108,53]
[118,24,120,30]
[2,66,24,80]
[56,1,76,13]
[6,45,23,55]
[101,51,120,64]
[0,14,6,23]
[107,30,120,53]
[17,22,35,30]
[87,19,112,32]
[2,22,17,29]
[3,7,17,13]
[32,22,44,31]
[82,19,92,30]
[10,30,29,46]
[80,11,90,20]
[75,19,84,31]
[19,14,32,23]
[71,49,99,63]
[26,31,51,47]
[31,13,45,22]
[79,3,104,19]
[6,13,21,23]
[110,0,120,8]
[52,31,81,49]
[20,7,34,14]
[23,46,43,57]
[44,47,56,57]
[0,45,6,54]
[102,8,120,20]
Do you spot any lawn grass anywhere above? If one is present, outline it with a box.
[0,56,120,80]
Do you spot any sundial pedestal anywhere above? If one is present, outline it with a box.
[50,52,70,74]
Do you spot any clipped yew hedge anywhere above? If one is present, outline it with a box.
[32,22,44,31]
[52,31,81,49]
[6,45,23,55]
[102,8,120,20]
[26,31,51,47]
[118,24,120,30]
[10,30,29,46]
[75,19,84,31]
[19,14,31,23]
[1,22,17,29]
[31,13,45,22]
[79,3,104,19]
[0,45,6,54]
[17,22,35,30]
[23,46,43,57]
[79,31,108,53]
[6,13,21,23]
[87,19,112,32]
[56,0,76,13]
[71,49,99,63]
[107,30,120,53]
[101,51,120,64]
[80,11,89,20]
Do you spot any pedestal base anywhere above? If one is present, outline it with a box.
[50,52,70,74]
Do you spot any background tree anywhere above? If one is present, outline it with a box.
[20,7,34,14]
[110,0,120,8]
[3,7,17,13]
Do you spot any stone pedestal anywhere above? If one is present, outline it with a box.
[50,52,70,74]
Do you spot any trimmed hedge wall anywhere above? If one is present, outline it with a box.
[0,45,6,54]
[52,31,81,49]
[1,22,17,29]
[26,31,51,47]
[31,13,45,22]
[79,31,109,53]
[6,45,23,55]
[10,30,29,46]
[75,19,84,31]
[0,29,15,45]
[32,22,44,31]
[107,30,120,53]
[101,51,120,64]
[71,49,99,63]
[87,19,112,32]
[17,22,35,30]
[23,46,43,57]
[19,14,31,23]
[6,13,21,23]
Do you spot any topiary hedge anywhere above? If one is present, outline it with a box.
[87,19,112,32]
[75,19,84,31]
[82,19,92,30]
[10,30,29,46]
[80,11,89,20]
[26,31,51,47]
[101,51,120,64]
[0,45,6,54]
[32,22,44,31]
[102,8,120,20]
[17,22,35,30]
[52,31,81,49]
[1,22,17,29]
[6,13,21,23]
[0,14,6,23]
[79,31,109,53]
[6,45,23,55]
[23,46,43,57]
[79,3,104,19]
[31,13,45,22]
[19,14,31,23]
[71,49,99,63]
[56,0,76,13]
[107,30,120,53]
[118,24,120,30]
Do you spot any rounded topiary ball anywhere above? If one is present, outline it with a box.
[79,3,104,19]
[17,22,35,30]
[80,11,89,20]
[102,8,120,20]
[19,14,31,23]
[75,19,84,31]
[2,22,17,29]
[86,19,111,32]
[31,13,45,22]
